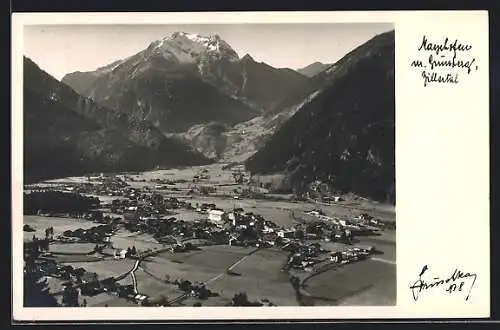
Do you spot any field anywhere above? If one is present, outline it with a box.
[49,242,97,254]
[134,269,182,301]
[89,295,138,307]
[110,230,164,252]
[51,255,104,263]
[141,245,254,286]
[61,259,136,279]
[302,259,396,306]
[23,215,97,242]
[207,248,298,306]
[138,245,297,306]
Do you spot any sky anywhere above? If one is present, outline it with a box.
[24,23,393,81]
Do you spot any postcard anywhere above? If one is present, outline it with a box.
[11,10,489,321]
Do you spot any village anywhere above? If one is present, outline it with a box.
[23,163,396,307]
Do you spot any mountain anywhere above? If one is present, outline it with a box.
[61,32,308,132]
[23,56,210,182]
[297,62,331,77]
[60,60,124,97]
[245,31,395,203]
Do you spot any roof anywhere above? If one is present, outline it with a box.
[208,209,225,215]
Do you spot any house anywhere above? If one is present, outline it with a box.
[330,252,342,263]
[114,249,128,259]
[262,233,278,246]
[208,209,227,223]
[134,294,149,303]
[277,229,295,238]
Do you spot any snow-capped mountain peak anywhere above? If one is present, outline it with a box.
[149,32,239,64]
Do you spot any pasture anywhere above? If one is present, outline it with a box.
[23,215,96,242]
[302,259,396,306]
[61,259,136,279]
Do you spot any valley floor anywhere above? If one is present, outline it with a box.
[24,162,396,307]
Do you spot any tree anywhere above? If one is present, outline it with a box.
[178,280,192,292]
[156,295,170,306]
[231,292,250,306]
[197,286,210,300]
[40,239,50,251]
[232,171,244,184]
[23,270,59,307]
[62,285,79,307]
[290,276,300,290]
[151,193,163,205]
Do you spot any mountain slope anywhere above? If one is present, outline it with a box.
[245,31,395,203]
[61,32,307,133]
[24,57,210,182]
[61,59,124,97]
[297,62,331,77]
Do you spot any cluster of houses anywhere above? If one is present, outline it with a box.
[75,175,130,197]
[283,240,376,272]
[25,257,117,296]
[108,194,188,218]
[300,209,392,239]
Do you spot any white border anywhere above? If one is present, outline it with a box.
[12,10,490,321]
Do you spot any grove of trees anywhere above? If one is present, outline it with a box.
[24,191,100,214]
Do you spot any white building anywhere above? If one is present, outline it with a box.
[277,229,295,238]
[113,249,128,259]
[208,209,227,222]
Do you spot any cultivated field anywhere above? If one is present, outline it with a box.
[208,248,298,306]
[142,245,254,286]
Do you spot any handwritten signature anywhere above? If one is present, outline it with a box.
[409,265,477,301]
